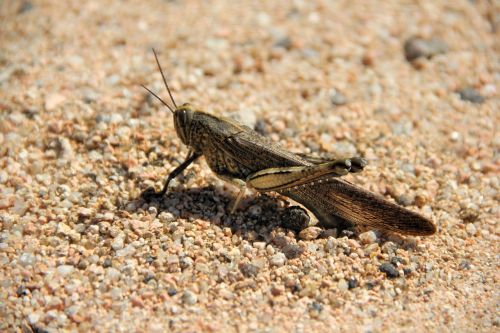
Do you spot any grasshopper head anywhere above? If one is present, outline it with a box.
[173,103,195,145]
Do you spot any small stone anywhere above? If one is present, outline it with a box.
[282,244,304,259]
[359,231,377,244]
[459,260,471,270]
[107,267,121,280]
[17,285,28,297]
[397,193,415,206]
[78,207,93,218]
[57,265,74,277]
[299,227,322,240]
[180,256,194,269]
[18,1,34,14]
[331,141,357,156]
[270,253,287,267]
[465,223,477,236]
[404,37,448,62]
[111,236,124,251]
[102,258,112,268]
[45,93,66,111]
[116,244,135,257]
[273,36,292,50]
[167,287,177,296]
[457,87,485,104]
[271,284,285,296]
[330,89,347,106]
[57,223,80,241]
[182,290,197,305]
[379,262,399,278]
[347,278,358,289]
[338,279,349,291]
[231,108,257,129]
[19,253,36,267]
[27,312,40,324]
[239,263,259,277]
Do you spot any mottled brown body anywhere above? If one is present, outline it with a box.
[143,50,436,236]
[179,110,436,236]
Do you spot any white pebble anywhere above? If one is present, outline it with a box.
[465,223,477,236]
[359,231,377,244]
[338,279,349,291]
[57,265,74,277]
[270,253,287,267]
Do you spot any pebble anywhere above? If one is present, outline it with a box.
[282,244,304,259]
[404,37,448,61]
[182,290,198,305]
[379,262,400,278]
[337,279,349,291]
[465,223,477,236]
[457,88,485,104]
[111,236,125,251]
[19,253,36,267]
[57,265,74,277]
[273,36,292,50]
[269,253,287,267]
[347,278,358,289]
[298,227,322,240]
[331,141,357,156]
[45,93,66,111]
[359,231,377,244]
[107,267,121,280]
[239,263,259,277]
[330,89,347,106]
[397,193,415,206]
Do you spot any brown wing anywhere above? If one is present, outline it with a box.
[214,131,312,172]
[282,177,436,236]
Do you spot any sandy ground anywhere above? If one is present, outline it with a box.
[0,0,498,332]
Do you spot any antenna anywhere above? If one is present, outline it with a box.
[141,84,174,114]
[152,48,178,109]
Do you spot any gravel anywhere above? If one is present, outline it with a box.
[0,1,497,332]
[379,262,400,278]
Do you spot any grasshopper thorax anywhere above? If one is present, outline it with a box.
[173,103,195,146]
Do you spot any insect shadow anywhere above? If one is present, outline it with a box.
[137,185,314,242]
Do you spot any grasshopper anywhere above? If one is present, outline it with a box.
[142,50,436,236]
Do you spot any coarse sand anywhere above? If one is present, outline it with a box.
[0,0,498,332]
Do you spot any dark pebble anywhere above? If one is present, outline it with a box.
[102,258,112,268]
[457,88,485,104]
[145,255,156,264]
[239,263,260,277]
[308,301,323,313]
[77,259,88,270]
[347,278,358,289]
[17,285,28,297]
[403,268,413,276]
[167,287,177,296]
[404,37,448,62]
[391,256,406,265]
[18,1,33,14]
[280,206,310,232]
[282,244,305,259]
[459,260,471,270]
[379,262,400,278]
